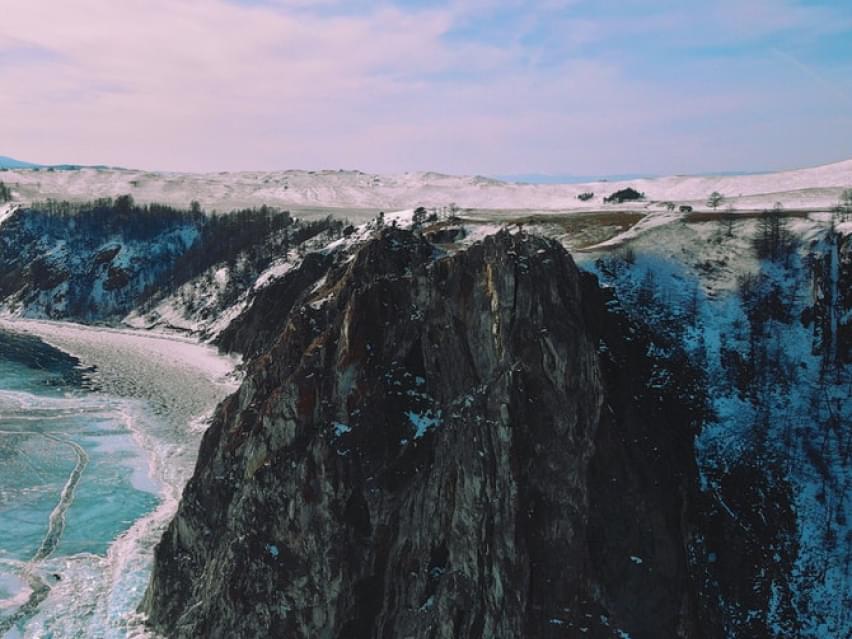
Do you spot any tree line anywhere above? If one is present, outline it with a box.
[27,195,205,243]
[18,195,348,309]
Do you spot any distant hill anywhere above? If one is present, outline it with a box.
[496,173,653,184]
[496,170,769,184]
[0,156,41,169]
[0,157,113,172]
[1,157,849,212]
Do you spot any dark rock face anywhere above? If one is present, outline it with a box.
[143,229,717,638]
[215,251,335,360]
[423,225,466,245]
[698,459,799,637]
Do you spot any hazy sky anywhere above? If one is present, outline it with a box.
[1,0,851,175]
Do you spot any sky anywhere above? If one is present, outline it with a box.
[1,0,851,176]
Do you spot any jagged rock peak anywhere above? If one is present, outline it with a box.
[143,228,714,639]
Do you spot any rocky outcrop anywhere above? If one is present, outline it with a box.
[215,251,335,359]
[143,228,719,638]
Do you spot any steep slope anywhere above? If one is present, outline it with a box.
[214,250,336,359]
[0,201,345,328]
[0,205,201,320]
[142,229,718,638]
[586,216,852,637]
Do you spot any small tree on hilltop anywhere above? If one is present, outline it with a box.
[412,206,428,227]
[707,191,724,210]
[836,188,852,222]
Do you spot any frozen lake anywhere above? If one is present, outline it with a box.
[0,320,238,638]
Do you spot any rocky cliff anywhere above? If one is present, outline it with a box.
[143,228,720,638]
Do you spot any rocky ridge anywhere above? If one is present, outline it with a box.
[142,229,719,638]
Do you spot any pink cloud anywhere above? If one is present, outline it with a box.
[0,1,849,175]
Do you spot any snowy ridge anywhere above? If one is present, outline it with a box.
[124,215,366,340]
[0,159,849,213]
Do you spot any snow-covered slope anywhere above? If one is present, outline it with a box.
[1,159,850,214]
[0,203,18,228]
[581,215,851,638]
[0,208,200,320]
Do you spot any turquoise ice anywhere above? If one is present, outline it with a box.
[0,330,159,636]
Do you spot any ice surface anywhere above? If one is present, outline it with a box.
[0,319,239,638]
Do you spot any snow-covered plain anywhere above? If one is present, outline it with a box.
[2,159,849,215]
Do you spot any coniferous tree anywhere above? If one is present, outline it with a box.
[412,206,427,227]
[753,204,796,264]
[707,191,724,210]
[720,207,736,237]
[837,188,852,221]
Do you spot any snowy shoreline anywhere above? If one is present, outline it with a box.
[0,318,240,637]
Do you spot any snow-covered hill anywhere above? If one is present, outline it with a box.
[0,201,346,328]
[1,159,850,214]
